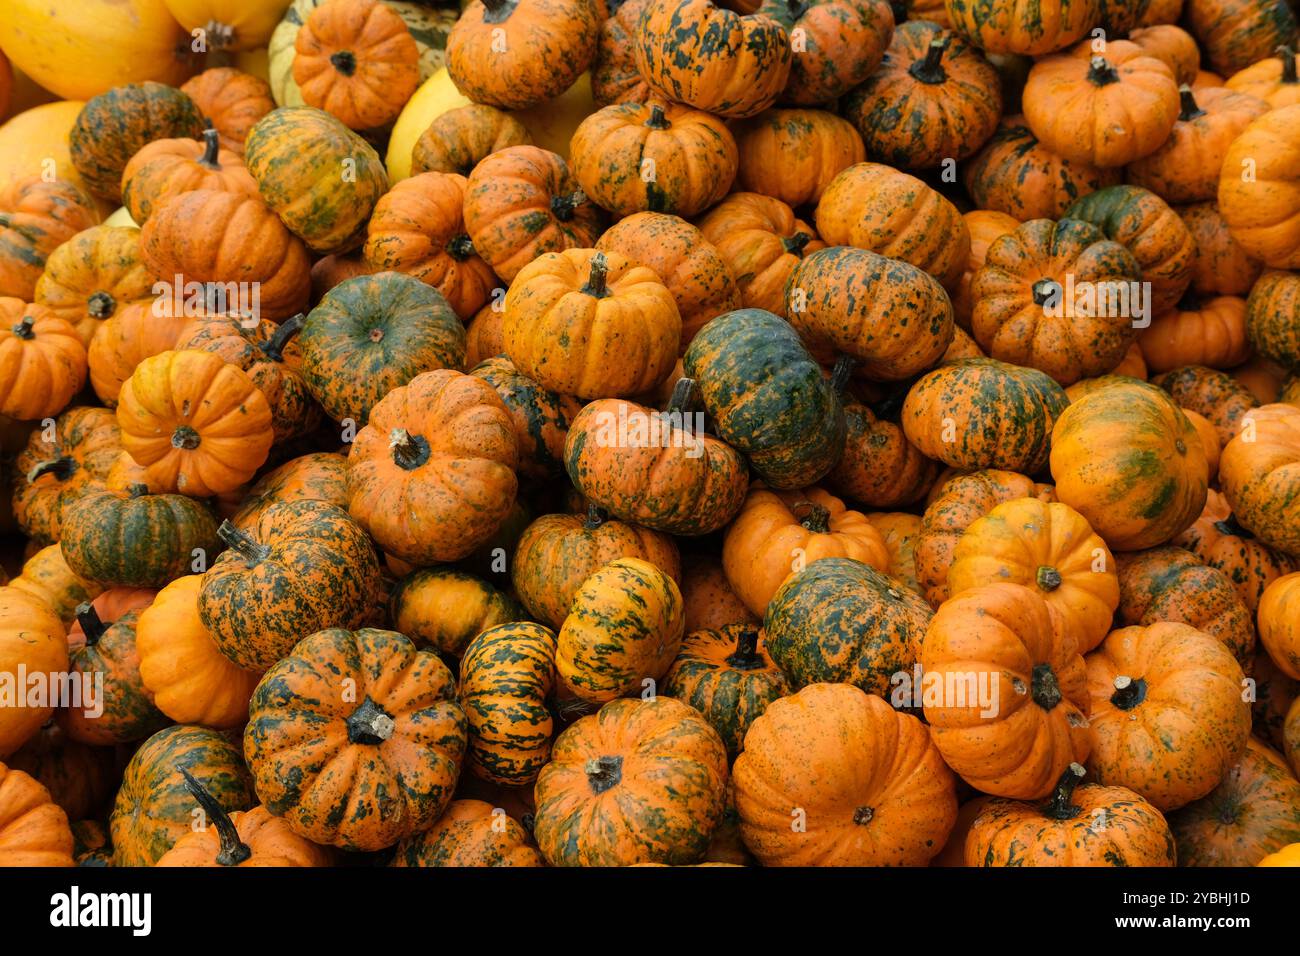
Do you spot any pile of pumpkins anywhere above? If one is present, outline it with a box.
[1,0,1300,869]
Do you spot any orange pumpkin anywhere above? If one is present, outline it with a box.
[763,0,895,105]
[943,0,1099,56]
[732,108,865,207]
[180,67,275,152]
[120,129,257,224]
[0,762,74,866]
[0,300,87,422]
[951,209,1020,329]
[0,587,70,759]
[0,177,100,302]
[410,105,532,177]
[1138,294,1250,372]
[1259,572,1300,680]
[1217,105,1300,270]
[1174,489,1298,614]
[827,401,940,509]
[34,225,153,348]
[1177,201,1262,297]
[85,301,190,407]
[1219,403,1300,555]
[1226,45,1300,109]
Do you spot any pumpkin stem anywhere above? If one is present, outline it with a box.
[1036,566,1062,591]
[199,128,222,169]
[74,602,107,647]
[724,626,765,670]
[580,252,610,299]
[87,290,116,319]
[584,755,623,794]
[11,315,36,339]
[909,37,950,85]
[330,50,358,77]
[1086,56,1120,86]
[346,696,396,744]
[1213,514,1252,539]
[667,377,697,415]
[389,428,431,470]
[171,425,201,450]
[1177,85,1206,121]
[550,190,585,222]
[1110,675,1148,710]
[1041,762,1086,821]
[1031,278,1060,307]
[793,500,831,533]
[582,503,607,530]
[126,482,150,499]
[830,354,856,393]
[782,231,812,256]
[644,104,671,130]
[260,313,304,362]
[216,520,272,566]
[480,0,518,24]
[446,234,476,261]
[1280,46,1298,84]
[1031,662,1063,711]
[26,457,75,484]
[853,806,874,825]
[178,766,252,866]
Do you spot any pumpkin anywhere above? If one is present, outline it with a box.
[1174,489,1298,613]
[447,0,598,111]
[1226,44,1300,109]
[6,546,103,625]
[942,0,1100,56]
[115,349,274,497]
[901,358,1069,473]
[292,0,419,130]
[680,554,759,633]
[969,218,1141,385]
[1050,380,1207,550]
[635,0,792,119]
[694,193,823,317]
[723,486,889,617]
[555,557,684,703]
[462,145,604,283]
[110,724,254,867]
[459,621,556,785]
[0,178,100,301]
[951,210,1021,328]
[827,402,939,509]
[1063,184,1195,315]
[469,356,581,480]
[411,105,532,177]
[1185,0,1299,76]
[1129,23,1201,86]
[68,82,206,202]
[61,603,166,744]
[1247,270,1300,373]
[199,501,380,670]
[1288,699,1300,780]
[592,0,651,105]
[390,799,542,866]
[1231,355,1287,405]
[181,68,275,152]
[244,106,389,255]
[844,21,1000,170]
[1169,737,1300,865]
[58,483,218,588]
[464,306,506,367]
[0,587,70,758]
[731,109,862,208]
[34,224,154,347]
[1258,841,1300,867]
[922,582,1092,798]
[763,556,931,694]
[12,406,121,545]
[230,452,347,531]
[1152,363,1258,446]
[863,512,922,591]
[161,0,289,51]
[571,101,737,219]
[244,626,466,850]
[760,0,895,104]
[120,129,257,225]
[389,567,522,657]
[0,300,87,421]
[140,189,312,322]
[85,302,190,407]
[1255,650,1300,748]
[1218,105,1300,270]
[1260,572,1300,679]
[734,682,956,865]
[965,763,1177,866]
[347,368,518,564]
[504,249,680,399]
[786,246,954,381]
[7,721,116,822]
[1113,340,1149,380]
[0,762,74,866]
[1139,294,1249,373]
[815,162,968,289]
[1219,403,1300,556]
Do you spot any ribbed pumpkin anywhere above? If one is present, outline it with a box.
[464,305,506,367]
[680,555,758,633]
[469,356,580,480]
[732,109,864,208]
[390,799,542,867]
[760,0,895,104]
[863,511,923,593]
[733,682,957,866]
[61,603,167,744]
[1219,403,1300,556]
[0,177,100,301]
[244,627,466,850]
[7,720,116,823]
[1174,489,1298,614]
[110,724,254,867]
[1185,0,1299,76]
[1225,44,1300,109]
[230,452,348,531]
[388,568,522,658]
[0,763,74,867]
[1179,202,1263,298]
[1050,380,1207,550]
[199,501,380,670]
[34,225,154,347]
[0,300,87,421]
[6,546,103,626]
[1260,572,1300,680]
[299,271,466,425]
[347,368,518,564]
[0,587,70,758]
[965,763,1177,866]
[411,104,532,177]
[1217,105,1300,270]
[120,129,257,225]
[1247,270,1300,373]
[555,557,684,703]
[827,402,939,509]
[458,622,556,785]
[922,583,1092,799]
[951,210,1021,328]
[1153,363,1258,446]
[1129,23,1201,85]
[12,406,120,545]
[181,68,276,152]
[942,0,1099,56]
[902,358,1069,473]
[763,556,931,695]
[86,301,190,407]
[1139,294,1250,373]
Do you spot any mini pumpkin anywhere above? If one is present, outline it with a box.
[0,587,70,758]
[1185,0,1299,76]
[1219,403,1300,556]
[827,401,939,509]
[6,545,103,626]
[181,67,276,152]
[470,355,581,480]
[943,0,1099,56]
[0,177,100,301]
[390,799,542,867]
[230,452,348,531]
[732,109,863,208]
[34,225,154,347]
[120,128,258,225]
[760,0,895,104]
[1260,572,1300,680]
[411,104,532,177]
[0,762,74,867]
[1129,23,1201,86]
[7,720,117,823]
[1217,105,1300,270]
[1139,293,1250,373]
[86,301,190,407]
[61,603,167,745]
[1226,44,1300,109]
[12,406,121,546]
[0,300,87,421]
[1152,363,1258,446]
[592,0,651,105]
[1174,489,1298,614]
[1246,270,1300,373]
[389,567,523,657]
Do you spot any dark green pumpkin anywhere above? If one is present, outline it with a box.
[470,356,582,480]
[110,724,254,867]
[68,82,206,202]
[763,556,931,696]
[300,271,467,425]
[62,604,169,746]
[683,308,845,489]
[59,484,219,588]
[1151,364,1259,447]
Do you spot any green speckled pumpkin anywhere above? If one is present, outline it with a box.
[943,0,1101,56]
[1151,364,1258,447]
[12,406,121,546]
[198,500,381,670]
[763,556,932,695]
[1185,0,1299,76]
[388,567,523,658]
[470,356,582,480]
[244,106,389,254]
[389,799,542,867]
[662,623,789,757]
[299,271,466,425]
[684,308,845,489]
[230,452,350,531]
[110,724,254,867]
[61,604,168,746]
[458,622,556,786]
[1246,270,1300,374]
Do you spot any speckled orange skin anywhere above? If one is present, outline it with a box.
[533,695,728,866]
[157,804,335,867]
[181,67,274,152]
[760,0,894,104]
[389,567,522,658]
[0,302,87,422]
[244,627,467,852]
[864,512,923,595]
[1178,203,1263,298]
[35,225,154,347]
[829,404,940,510]
[7,545,103,625]
[1220,403,1300,556]
[592,0,652,106]
[732,109,865,208]
[0,587,69,759]
[681,556,758,633]
[120,131,257,224]
[412,105,533,177]
[231,452,349,532]
[1174,489,1298,614]
[1260,572,1300,680]
[1152,364,1258,447]
[0,763,74,867]
[87,301,190,407]
[0,177,100,302]
[391,799,542,866]
[734,683,957,866]
[943,0,1100,56]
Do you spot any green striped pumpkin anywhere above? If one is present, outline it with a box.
[470,356,582,480]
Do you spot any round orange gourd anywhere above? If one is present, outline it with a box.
[0,301,87,421]
[120,129,258,224]
[1218,105,1300,270]
[1259,572,1300,680]
[732,108,864,208]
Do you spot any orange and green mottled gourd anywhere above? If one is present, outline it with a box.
[120,128,258,225]
[0,587,70,758]
[942,0,1100,56]
[1247,270,1300,374]
[110,724,255,867]
[1259,572,1300,680]
[0,301,88,422]
[1219,403,1300,556]
[61,603,168,745]
[0,177,100,302]
[1225,44,1300,109]
[1217,105,1300,271]
[34,225,154,348]
[299,272,466,426]
[1177,202,1262,299]
[556,557,684,703]
[733,682,957,866]
[828,402,939,509]
[389,567,523,658]
[1085,621,1250,811]
[12,406,121,546]
[244,627,467,851]
[922,583,1092,799]
[1173,490,1298,614]
[390,799,542,867]
[346,369,519,565]
[86,302,191,408]
[759,0,895,104]
[864,511,923,595]
[1139,294,1250,374]
[532,695,729,866]
[951,210,1021,331]
[731,109,864,208]
[198,501,380,670]
[411,104,533,176]
[459,622,556,785]
[1050,381,1207,551]
[1185,0,1298,77]
[663,623,789,757]
[1152,364,1257,447]
[230,452,348,531]
[8,720,118,822]
[680,555,759,633]
[0,763,75,866]
[965,763,1177,866]
[6,546,104,626]
[763,556,931,695]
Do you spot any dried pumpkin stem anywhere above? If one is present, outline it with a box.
[346,696,396,744]
[1110,675,1148,710]
[171,425,201,450]
[216,519,272,566]
[853,806,874,825]
[667,377,696,415]
[330,50,358,77]
[126,482,150,499]
[1177,85,1205,121]
[1031,662,1063,711]
[1036,566,1062,591]
[11,315,35,339]
[782,231,812,256]
[87,290,116,319]
[581,252,610,298]
[830,354,856,394]
[909,37,950,85]
[583,502,607,530]
[480,0,518,23]
[199,128,222,169]
[550,190,585,222]
[1281,46,1298,83]
[584,755,623,794]
[644,104,671,130]
[26,457,75,484]
[1031,278,1060,307]
[261,313,305,362]
[725,627,765,670]
[389,428,431,470]
[794,501,831,533]
[445,234,476,261]
[1041,763,1086,820]
[1213,514,1252,539]
[1086,56,1120,86]
[179,766,252,866]
[74,602,107,647]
